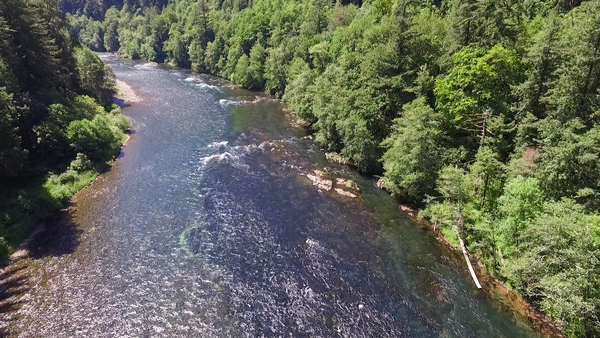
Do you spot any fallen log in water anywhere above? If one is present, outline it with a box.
[459,237,482,289]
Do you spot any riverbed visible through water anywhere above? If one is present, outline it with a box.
[2,54,545,337]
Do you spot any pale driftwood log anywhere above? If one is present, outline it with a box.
[459,237,482,289]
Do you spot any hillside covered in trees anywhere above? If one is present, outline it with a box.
[55,0,600,336]
[0,0,129,266]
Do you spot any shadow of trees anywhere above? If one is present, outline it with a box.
[112,97,131,108]
[26,210,82,259]
[0,205,82,337]
[0,264,30,337]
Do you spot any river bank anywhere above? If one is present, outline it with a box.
[288,94,565,338]
[295,140,565,337]
[115,80,142,104]
[0,89,132,280]
[0,98,130,268]
[397,209,565,338]
[0,83,136,334]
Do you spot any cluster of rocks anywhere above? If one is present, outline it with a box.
[304,169,359,198]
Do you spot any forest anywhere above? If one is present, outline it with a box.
[10,0,600,336]
[0,0,129,269]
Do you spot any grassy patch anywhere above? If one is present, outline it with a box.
[0,180,60,265]
[44,170,98,204]
[0,100,129,265]
[440,224,460,248]
[0,159,103,264]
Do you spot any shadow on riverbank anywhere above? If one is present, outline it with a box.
[0,206,82,336]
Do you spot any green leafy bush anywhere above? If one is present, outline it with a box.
[66,113,125,164]
[44,168,98,204]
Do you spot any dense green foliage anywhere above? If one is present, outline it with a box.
[59,0,600,336]
[0,0,129,264]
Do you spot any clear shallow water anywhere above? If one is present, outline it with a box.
[9,55,542,337]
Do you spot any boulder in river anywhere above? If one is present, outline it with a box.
[376,177,387,190]
[334,188,357,198]
[306,170,333,191]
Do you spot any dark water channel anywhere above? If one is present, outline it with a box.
[8,55,543,337]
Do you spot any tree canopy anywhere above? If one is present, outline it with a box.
[0,0,128,265]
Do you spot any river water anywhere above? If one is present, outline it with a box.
[6,55,543,337]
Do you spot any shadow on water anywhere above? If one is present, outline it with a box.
[0,265,31,336]
[26,209,82,259]
[0,205,82,336]
[112,97,131,108]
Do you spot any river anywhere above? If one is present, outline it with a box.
[4,55,544,337]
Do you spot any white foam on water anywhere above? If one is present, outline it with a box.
[229,139,295,155]
[183,77,223,91]
[134,62,159,70]
[199,152,249,171]
[196,83,223,92]
[207,141,228,149]
[200,152,235,165]
[197,138,299,175]
[219,99,245,107]
[305,238,319,246]
[219,97,274,107]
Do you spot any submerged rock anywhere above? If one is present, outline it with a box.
[303,169,361,197]
[334,188,357,198]
[335,178,359,191]
[376,177,387,190]
[306,172,333,191]
[401,205,418,217]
